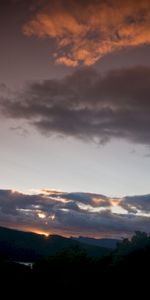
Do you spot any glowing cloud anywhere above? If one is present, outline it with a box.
[0,189,150,238]
[38,212,46,219]
[23,0,150,66]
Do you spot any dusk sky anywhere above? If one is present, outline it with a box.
[0,0,150,237]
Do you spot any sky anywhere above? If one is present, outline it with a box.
[0,0,150,238]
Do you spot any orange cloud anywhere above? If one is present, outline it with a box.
[56,56,78,67]
[23,0,150,66]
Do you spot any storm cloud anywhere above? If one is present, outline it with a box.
[0,189,150,238]
[1,66,150,144]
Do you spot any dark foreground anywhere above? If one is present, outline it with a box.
[0,231,150,297]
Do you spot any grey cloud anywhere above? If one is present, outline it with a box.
[121,194,150,214]
[51,192,111,207]
[57,209,150,236]
[0,189,150,237]
[0,189,107,216]
[1,66,150,144]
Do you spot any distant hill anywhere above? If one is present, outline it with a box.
[0,227,110,261]
[73,236,119,249]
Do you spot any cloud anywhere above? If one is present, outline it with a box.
[0,189,150,238]
[22,0,150,66]
[121,194,150,214]
[1,66,150,145]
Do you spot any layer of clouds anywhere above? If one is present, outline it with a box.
[0,189,150,237]
[1,66,150,145]
[23,0,150,66]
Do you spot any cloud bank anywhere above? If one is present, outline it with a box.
[23,0,150,66]
[0,189,150,238]
[1,66,150,145]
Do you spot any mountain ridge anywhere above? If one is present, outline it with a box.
[0,226,112,261]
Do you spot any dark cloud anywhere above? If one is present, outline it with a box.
[121,194,150,214]
[1,66,150,145]
[0,189,150,237]
[50,191,111,207]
